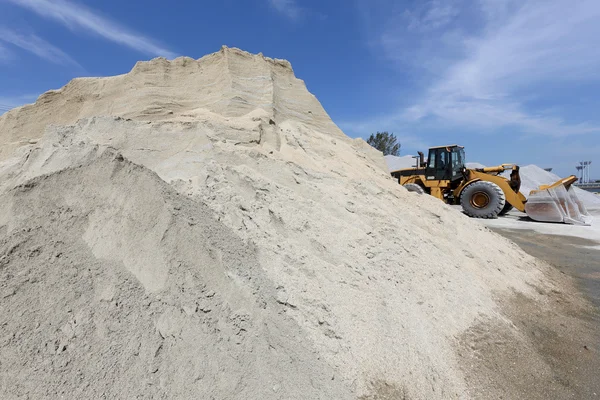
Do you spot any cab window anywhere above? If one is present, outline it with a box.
[451,148,465,170]
[428,149,450,170]
[428,152,436,168]
[439,151,449,170]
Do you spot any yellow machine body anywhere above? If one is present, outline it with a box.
[392,146,591,225]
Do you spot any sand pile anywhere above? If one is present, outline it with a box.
[0,47,590,399]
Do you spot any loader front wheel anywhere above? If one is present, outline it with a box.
[403,183,425,195]
[461,181,506,219]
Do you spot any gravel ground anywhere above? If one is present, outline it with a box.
[476,211,600,399]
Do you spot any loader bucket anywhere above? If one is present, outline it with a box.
[524,176,592,225]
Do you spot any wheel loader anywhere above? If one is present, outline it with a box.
[390,145,592,225]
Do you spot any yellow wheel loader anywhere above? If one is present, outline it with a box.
[390,145,592,225]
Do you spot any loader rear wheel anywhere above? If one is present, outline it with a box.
[460,181,506,219]
[403,183,425,195]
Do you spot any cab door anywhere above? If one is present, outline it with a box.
[425,148,452,181]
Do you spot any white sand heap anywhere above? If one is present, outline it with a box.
[0,47,579,399]
[384,154,418,171]
[465,162,486,169]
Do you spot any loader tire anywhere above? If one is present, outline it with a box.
[460,181,506,219]
[403,183,425,195]
[499,203,514,216]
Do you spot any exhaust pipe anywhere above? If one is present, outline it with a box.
[418,151,425,168]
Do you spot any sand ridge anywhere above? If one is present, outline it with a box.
[0,46,346,162]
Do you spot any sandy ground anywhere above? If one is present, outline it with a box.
[480,207,600,310]
[458,273,600,399]
[474,207,600,245]
[489,226,600,308]
[465,208,600,398]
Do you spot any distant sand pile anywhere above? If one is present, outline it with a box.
[465,162,486,169]
[518,165,600,209]
[0,47,586,399]
[384,154,417,171]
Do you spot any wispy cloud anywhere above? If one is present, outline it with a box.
[0,43,15,63]
[269,0,302,20]
[358,0,600,137]
[6,0,177,58]
[404,0,461,32]
[0,28,80,66]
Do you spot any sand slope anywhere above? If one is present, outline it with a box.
[0,150,350,399]
[0,48,592,399]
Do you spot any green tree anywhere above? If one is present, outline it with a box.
[366,131,400,156]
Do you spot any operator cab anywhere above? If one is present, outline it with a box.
[425,145,465,182]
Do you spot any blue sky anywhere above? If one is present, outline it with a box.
[0,0,598,177]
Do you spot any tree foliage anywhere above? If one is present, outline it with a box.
[366,131,400,156]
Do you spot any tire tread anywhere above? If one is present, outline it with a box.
[460,181,506,219]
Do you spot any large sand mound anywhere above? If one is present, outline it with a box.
[0,47,593,399]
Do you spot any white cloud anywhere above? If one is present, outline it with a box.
[360,0,600,137]
[6,0,177,58]
[269,0,302,20]
[0,28,79,66]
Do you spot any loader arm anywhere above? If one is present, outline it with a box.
[474,164,518,175]
[534,175,578,192]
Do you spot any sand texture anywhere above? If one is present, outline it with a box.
[0,47,595,399]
